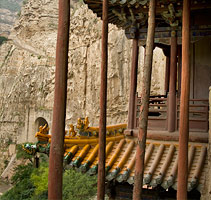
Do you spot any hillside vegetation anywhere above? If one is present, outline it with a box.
[0,145,97,200]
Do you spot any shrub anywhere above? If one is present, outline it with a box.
[1,145,97,200]
[30,163,48,197]
[0,36,8,46]
[63,170,97,200]
[0,163,35,200]
[22,0,28,5]
[16,144,33,162]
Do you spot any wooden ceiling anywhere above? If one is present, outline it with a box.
[84,0,210,28]
[84,0,211,43]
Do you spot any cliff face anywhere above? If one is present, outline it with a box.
[0,0,165,145]
[0,0,22,36]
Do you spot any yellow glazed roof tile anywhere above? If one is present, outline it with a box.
[24,121,208,193]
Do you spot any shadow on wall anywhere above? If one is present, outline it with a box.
[35,117,49,134]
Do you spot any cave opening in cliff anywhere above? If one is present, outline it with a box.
[35,117,49,134]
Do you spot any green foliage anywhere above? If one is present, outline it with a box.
[0,36,8,46]
[30,163,48,196]
[39,153,49,163]
[17,11,21,17]
[63,170,97,200]
[12,164,33,184]
[3,159,9,168]
[5,137,13,146]
[0,164,35,200]
[22,0,28,5]
[1,146,97,200]
[30,164,97,200]
[16,144,33,161]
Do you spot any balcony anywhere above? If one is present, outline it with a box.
[135,94,209,133]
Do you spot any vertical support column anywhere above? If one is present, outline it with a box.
[127,38,139,135]
[48,0,70,199]
[178,46,182,97]
[133,0,156,199]
[164,53,170,95]
[177,0,190,199]
[168,30,177,132]
[97,0,108,198]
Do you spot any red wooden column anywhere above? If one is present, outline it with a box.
[177,46,182,97]
[164,50,170,95]
[168,30,177,132]
[133,0,156,199]
[177,0,190,199]
[48,0,70,199]
[127,38,139,135]
[97,0,108,198]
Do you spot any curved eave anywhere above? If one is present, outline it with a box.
[31,130,209,193]
[65,137,208,193]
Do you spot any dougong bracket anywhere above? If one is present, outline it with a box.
[161,3,182,27]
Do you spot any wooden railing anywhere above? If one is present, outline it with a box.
[135,95,168,130]
[177,99,209,132]
[135,95,209,132]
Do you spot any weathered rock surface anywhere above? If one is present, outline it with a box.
[0,0,22,36]
[0,0,165,148]
[201,87,211,199]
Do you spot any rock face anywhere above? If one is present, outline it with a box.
[0,0,22,36]
[0,0,166,147]
[201,87,211,199]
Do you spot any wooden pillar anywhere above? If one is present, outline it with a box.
[177,0,190,199]
[178,46,182,97]
[127,38,139,135]
[48,0,70,199]
[97,0,108,198]
[164,53,170,95]
[133,0,156,199]
[168,30,177,132]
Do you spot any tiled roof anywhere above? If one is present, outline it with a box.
[65,137,208,192]
[24,121,208,193]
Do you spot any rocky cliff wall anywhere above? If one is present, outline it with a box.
[0,0,23,36]
[0,0,166,146]
[201,87,211,199]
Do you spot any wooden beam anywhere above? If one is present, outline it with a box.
[125,25,211,44]
[133,0,156,199]
[131,129,208,143]
[48,0,70,199]
[97,0,108,198]
[127,38,139,135]
[164,52,170,95]
[177,0,190,199]
[178,46,182,97]
[168,30,177,132]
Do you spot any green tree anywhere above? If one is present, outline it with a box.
[0,36,8,46]
[0,164,35,200]
[63,170,97,200]
[0,144,97,200]
[30,163,48,197]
